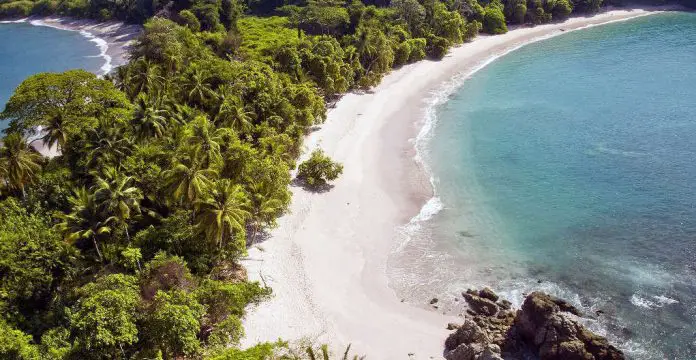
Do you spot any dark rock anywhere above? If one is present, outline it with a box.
[497,300,512,310]
[514,292,624,360]
[443,290,625,360]
[463,292,499,317]
[447,323,461,330]
[445,319,489,351]
[445,343,485,360]
[479,288,499,302]
[430,298,439,305]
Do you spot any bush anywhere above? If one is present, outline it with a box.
[482,4,507,34]
[30,0,57,15]
[426,35,450,60]
[297,149,343,188]
[0,1,33,17]
[553,0,573,19]
[178,9,201,31]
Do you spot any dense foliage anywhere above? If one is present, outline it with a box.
[0,0,691,357]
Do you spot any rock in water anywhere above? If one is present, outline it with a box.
[514,292,624,360]
[444,290,625,360]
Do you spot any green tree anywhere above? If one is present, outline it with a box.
[482,2,507,34]
[0,70,129,137]
[0,199,77,329]
[69,274,140,356]
[0,133,42,198]
[0,320,40,360]
[132,93,171,141]
[297,149,343,188]
[163,156,218,205]
[93,167,143,242]
[56,187,111,262]
[195,179,250,251]
[144,290,204,358]
[186,115,233,168]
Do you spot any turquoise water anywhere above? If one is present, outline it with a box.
[0,22,104,130]
[394,12,696,359]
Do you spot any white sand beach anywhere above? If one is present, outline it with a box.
[240,7,680,360]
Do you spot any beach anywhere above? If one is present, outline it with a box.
[240,6,680,359]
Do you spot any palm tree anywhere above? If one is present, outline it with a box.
[183,66,214,107]
[93,167,143,242]
[41,110,68,151]
[187,116,232,168]
[0,133,42,198]
[195,179,250,249]
[132,94,170,141]
[129,59,165,98]
[83,119,134,169]
[214,97,255,135]
[162,156,218,206]
[247,182,285,245]
[56,187,111,262]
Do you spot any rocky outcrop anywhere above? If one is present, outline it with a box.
[444,290,625,360]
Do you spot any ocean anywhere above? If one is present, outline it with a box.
[390,12,696,359]
[0,21,105,131]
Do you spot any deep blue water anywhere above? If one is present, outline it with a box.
[0,22,103,130]
[396,12,696,359]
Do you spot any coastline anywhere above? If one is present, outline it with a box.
[240,6,681,359]
[0,16,141,156]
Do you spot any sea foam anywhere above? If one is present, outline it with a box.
[26,19,112,76]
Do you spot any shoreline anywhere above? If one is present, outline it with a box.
[0,16,140,74]
[240,5,682,359]
[0,16,141,156]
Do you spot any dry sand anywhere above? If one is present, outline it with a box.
[240,7,680,360]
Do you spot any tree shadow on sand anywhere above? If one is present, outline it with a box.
[291,177,334,193]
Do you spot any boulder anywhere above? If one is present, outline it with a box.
[444,290,625,360]
[445,319,489,351]
[445,343,485,360]
[479,287,499,302]
[463,292,499,317]
[514,292,624,360]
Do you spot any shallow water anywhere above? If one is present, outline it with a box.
[0,22,103,130]
[390,12,696,359]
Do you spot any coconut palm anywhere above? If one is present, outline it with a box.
[162,155,218,205]
[0,133,42,198]
[183,66,214,107]
[41,110,69,151]
[195,179,250,249]
[83,119,134,169]
[129,59,165,98]
[214,97,255,134]
[187,116,233,168]
[132,93,170,141]
[56,187,111,262]
[93,167,143,242]
[246,182,286,244]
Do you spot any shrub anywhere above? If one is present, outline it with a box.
[178,9,201,31]
[482,4,507,34]
[553,0,573,19]
[297,149,343,188]
[0,1,33,17]
[426,35,450,60]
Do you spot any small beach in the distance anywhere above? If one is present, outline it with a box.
[0,16,140,156]
[240,5,684,360]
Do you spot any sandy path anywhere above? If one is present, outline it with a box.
[240,7,678,359]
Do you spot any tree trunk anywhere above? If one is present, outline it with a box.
[92,236,104,262]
